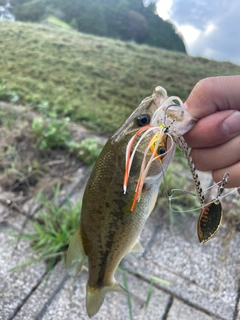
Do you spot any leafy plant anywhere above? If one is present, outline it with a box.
[11,184,81,271]
[0,80,19,103]
[34,99,57,118]
[32,116,70,149]
[68,138,103,165]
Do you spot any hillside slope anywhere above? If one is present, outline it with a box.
[1,20,240,134]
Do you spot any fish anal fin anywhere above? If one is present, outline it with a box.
[86,281,126,318]
[129,239,143,253]
[66,227,86,277]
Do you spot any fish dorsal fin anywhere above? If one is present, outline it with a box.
[66,227,86,277]
[129,240,144,253]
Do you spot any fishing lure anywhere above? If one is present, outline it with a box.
[169,129,231,243]
[124,101,233,243]
[123,123,174,212]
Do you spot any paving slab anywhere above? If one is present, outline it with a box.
[123,210,240,320]
[6,210,239,320]
[1,165,240,320]
[0,218,46,320]
[167,298,219,320]
[13,262,171,320]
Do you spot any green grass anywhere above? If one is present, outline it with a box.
[11,184,81,272]
[45,16,72,30]
[1,20,240,134]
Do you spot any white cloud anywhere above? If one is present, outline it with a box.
[156,0,173,20]
[156,0,240,65]
[177,25,200,45]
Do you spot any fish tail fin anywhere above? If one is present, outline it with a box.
[86,281,126,318]
[66,226,86,277]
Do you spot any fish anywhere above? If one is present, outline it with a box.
[66,86,195,318]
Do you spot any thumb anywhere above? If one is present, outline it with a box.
[184,110,240,148]
[184,76,240,119]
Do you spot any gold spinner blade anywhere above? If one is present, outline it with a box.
[197,201,223,243]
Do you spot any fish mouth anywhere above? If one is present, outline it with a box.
[112,86,186,144]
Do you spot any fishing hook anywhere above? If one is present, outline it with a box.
[163,103,185,125]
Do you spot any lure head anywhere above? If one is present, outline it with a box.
[149,124,169,162]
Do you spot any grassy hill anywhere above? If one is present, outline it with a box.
[1,20,240,134]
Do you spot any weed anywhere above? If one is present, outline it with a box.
[0,80,19,103]
[34,100,57,118]
[68,138,103,166]
[144,281,154,309]
[118,266,169,316]
[11,184,81,271]
[32,116,70,150]
[121,270,133,320]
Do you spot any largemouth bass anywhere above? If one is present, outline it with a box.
[66,86,195,318]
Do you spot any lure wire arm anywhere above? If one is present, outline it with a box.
[214,172,229,204]
[217,172,229,197]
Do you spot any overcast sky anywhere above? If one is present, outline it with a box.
[154,0,240,66]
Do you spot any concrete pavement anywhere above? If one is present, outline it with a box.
[1,167,240,320]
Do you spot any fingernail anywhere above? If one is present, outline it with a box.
[183,103,199,121]
[222,111,240,136]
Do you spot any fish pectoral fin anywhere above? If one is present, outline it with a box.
[66,227,86,277]
[129,239,143,253]
[86,281,126,318]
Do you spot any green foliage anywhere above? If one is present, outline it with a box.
[13,0,46,22]
[142,3,186,52]
[30,105,103,165]
[121,270,133,320]
[124,10,148,42]
[118,266,169,316]
[31,116,70,150]
[68,138,103,166]
[46,16,72,29]
[0,80,19,103]
[11,184,81,271]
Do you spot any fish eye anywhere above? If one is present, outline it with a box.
[136,114,151,127]
[158,147,166,155]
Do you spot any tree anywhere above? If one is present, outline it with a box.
[11,0,186,54]
[12,0,46,21]
[142,3,186,52]
[124,10,148,43]
[75,1,107,36]
[112,0,129,39]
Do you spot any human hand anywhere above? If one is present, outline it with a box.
[183,76,240,191]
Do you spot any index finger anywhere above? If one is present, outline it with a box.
[184,76,240,119]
